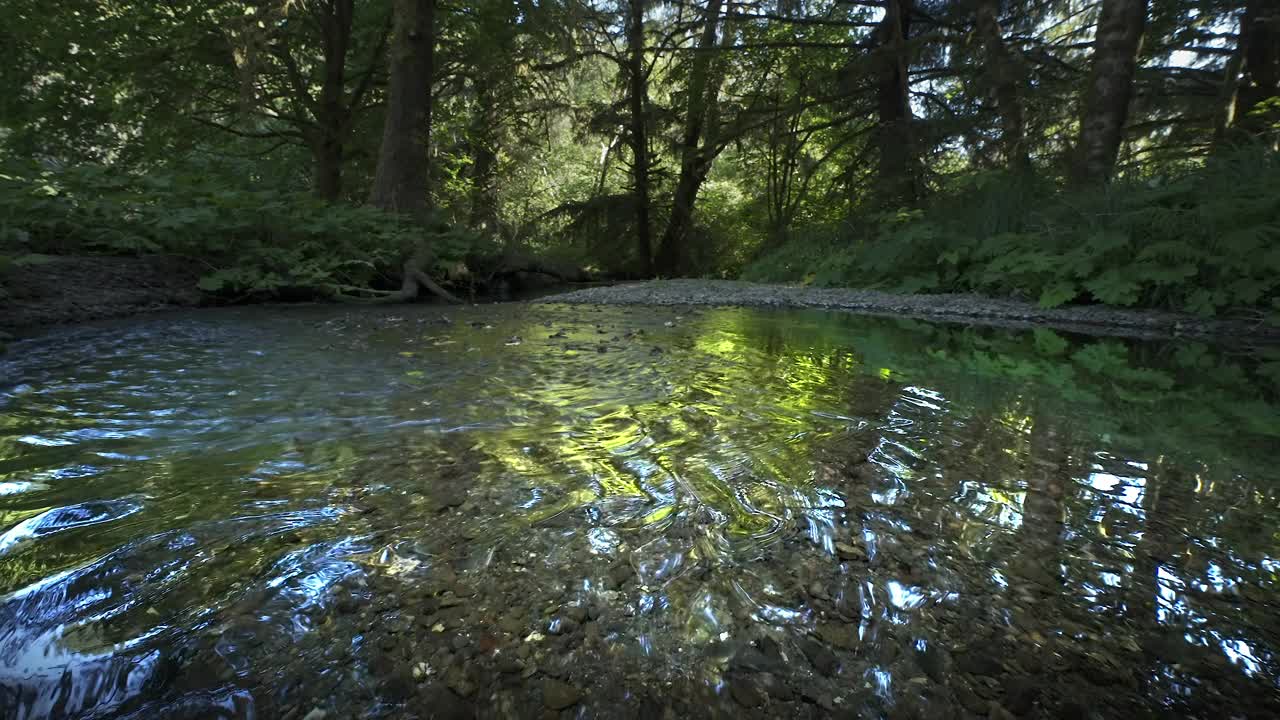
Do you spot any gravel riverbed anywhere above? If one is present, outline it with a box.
[540,279,1278,342]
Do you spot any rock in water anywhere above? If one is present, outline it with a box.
[818,622,859,650]
[917,643,952,683]
[728,677,767,707]
[542,678,582,710]
[834,542,865,561]
[798,638,838,676]
[434,487,467,511]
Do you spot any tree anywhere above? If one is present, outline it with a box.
[1233,0,1280,142]
[366,0,462,303]
[1075,0,1149,184]
[974,0,1031,172]
[874,0,918,204]
[307,0,388,200]
[625,0,655,277]
[654,0,729,276]
[369,0,436,216]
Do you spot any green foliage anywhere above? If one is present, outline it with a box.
[0,160,474,297]
[829,316,1280,467]
[747,150,1280,316]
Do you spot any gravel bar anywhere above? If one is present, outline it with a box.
[539,279,1279,343]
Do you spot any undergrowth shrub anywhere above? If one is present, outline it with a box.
[745,148,1280,316]
[0,160,476,297]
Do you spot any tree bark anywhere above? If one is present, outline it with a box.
[1074,0,1148,185]
[874,0,918,205]
[312,0,354,201]
[626,0,653,277]
[369,0,435,217]
[975,0,1030,172]
[654,0,726,277]
[1233,0,1280,142]
[468,75,500,232]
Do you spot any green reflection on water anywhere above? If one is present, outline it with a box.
[1,303,1278,718]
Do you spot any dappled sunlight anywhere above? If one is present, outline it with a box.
[1,304,1278,718]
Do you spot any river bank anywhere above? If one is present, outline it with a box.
[0,254,204,331]
[6,262,1278,346]
[540,279,1280,343]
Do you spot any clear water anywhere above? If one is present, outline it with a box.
[1,303,1277,719]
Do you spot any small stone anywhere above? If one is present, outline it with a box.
[380,671,416,702]
[758,636,784,664]
[420,683,470,720]
[955,682,987,715]
[917,644,952,684]
[608,563,633,588]
[583,621,602,645]
[731,644,782,673]
[302,710,327,720]
[1058,697,1090,720]
[834,542,865,561]
[798,638,838,676]
[760,673,793,701]
[1015,645,1044,674]
[1001,675,1040,715]
[959,651,1003,677]
[445,668,477,697]
[542,678,582,710]
[434,487,467,511]
[438,594,466,608]
[988,702,1018,720]
[334,589,360,614]
[729,677,767,707]
[818,623,858,650]
[565,605,588,623]
[547,617,578,635]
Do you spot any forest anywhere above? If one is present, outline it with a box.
[4,4,1280,718]
[1,0,1278,312]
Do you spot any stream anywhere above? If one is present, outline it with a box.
[1,303,1278,719]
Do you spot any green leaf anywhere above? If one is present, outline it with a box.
[1032,328,1069,356]
[197,274,226,292]
[1038,281,1077,308]
[1084,272,1141,306]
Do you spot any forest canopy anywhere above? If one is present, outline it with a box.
[1,0,1277,315]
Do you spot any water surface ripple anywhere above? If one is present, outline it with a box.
[1,304,1278,719]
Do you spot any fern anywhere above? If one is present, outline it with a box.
[744,147,1280,316]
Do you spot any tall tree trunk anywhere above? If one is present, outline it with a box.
[1214,23,1250,142]
[314,138,345,201]
[875,0,917,205]
[468,76,500,232]
[975,0,1030,172]
[313,0,354,201]
[369,0,435,217]
[365,0,459,304]
[1234,0,1280,142]
[1074,0,1147,185]
[654,0,725,277]
[626,0,653,277]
